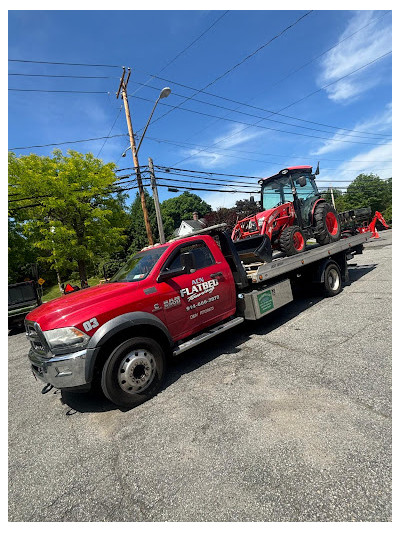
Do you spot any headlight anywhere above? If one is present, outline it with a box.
[43,327,90,354]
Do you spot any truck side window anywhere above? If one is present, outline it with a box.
[166,242,215,271]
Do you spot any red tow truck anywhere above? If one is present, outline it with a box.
[25,225,370,408]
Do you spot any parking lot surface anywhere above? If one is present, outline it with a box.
[8,231,392,521]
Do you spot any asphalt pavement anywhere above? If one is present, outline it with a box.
[8,230,392,522]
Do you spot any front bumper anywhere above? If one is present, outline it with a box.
[28,348,89,389]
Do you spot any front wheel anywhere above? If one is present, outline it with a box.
[101,337,166,408]
[279,225,306,256]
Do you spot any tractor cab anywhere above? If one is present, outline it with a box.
[260,166,320,228]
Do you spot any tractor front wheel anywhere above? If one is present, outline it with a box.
[313,202,341,245]
[279,225,306,256]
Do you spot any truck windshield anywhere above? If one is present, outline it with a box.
[111,246,168,282]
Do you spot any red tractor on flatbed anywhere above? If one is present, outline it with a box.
[232,165,341,260]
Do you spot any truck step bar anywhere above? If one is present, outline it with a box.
[173,316,245,357]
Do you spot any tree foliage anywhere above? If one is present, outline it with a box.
[321,174,391,218]
[8,219,38,284]
[9,150,129,282]
[344,174,391,214]
[160,191,212,238]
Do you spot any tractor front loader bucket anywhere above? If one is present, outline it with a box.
[233,234,272,264]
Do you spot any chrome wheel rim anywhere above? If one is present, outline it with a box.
[328,269,340,291]
[118,349,156,394]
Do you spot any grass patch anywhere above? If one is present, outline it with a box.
[41,276,102,303]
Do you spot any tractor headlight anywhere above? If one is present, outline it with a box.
[43,327,90,354]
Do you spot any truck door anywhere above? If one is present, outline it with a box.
[157,240,235,340]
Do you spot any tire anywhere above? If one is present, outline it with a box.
[101,337,166,408]
[321,262,342,297]
[313,202,341,245]
[279,225,306,255]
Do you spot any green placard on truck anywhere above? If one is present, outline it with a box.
[257,290,274,314]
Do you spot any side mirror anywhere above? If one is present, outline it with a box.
[157,266,185,283]
[296,176,307,187]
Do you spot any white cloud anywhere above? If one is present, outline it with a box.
[319,11,392,102]
[312,103,392,155]
[317,142,392,189]
[179,124,267,168]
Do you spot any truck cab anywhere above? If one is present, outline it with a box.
[25,234,238,407]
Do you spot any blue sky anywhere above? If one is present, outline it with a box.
[8,8,392,210]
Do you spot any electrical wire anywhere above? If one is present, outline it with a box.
[130,11,229,98]
[96,105,123,157]
[172,50,392,166]
[8,59,122,68]
[9,88,108,94]
[9,133,128,150]
[8,73,118,79]
[137,11,313,132]
[128,81,390,140]
[142,135,392,164]
[132,93,389,147]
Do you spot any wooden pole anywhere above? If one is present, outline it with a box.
[149,158,165,244]
[118,68,154,245]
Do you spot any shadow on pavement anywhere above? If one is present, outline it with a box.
[59,263,376,414]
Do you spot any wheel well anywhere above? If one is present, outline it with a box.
[91,324,172,385]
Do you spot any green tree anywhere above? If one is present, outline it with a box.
[160,191,212,237]
[8,219,38,284]
[344,173,391,214]
[9,150,129,282]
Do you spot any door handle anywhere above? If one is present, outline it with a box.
[210,272,223,279]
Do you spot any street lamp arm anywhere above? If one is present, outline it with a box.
[136,87,171,154]
[136,96,160,155]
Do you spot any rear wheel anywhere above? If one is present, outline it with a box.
[321,262,342,297]
[101,337,166,408]
[313,202,341,245]
[279,225,306,256]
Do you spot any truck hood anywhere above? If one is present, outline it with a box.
[26,282,141,331]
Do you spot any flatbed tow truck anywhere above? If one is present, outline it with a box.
[25,226,370,408]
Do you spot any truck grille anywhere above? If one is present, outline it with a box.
[25,321,49,356]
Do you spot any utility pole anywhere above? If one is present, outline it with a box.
[117,67,154,245]
[149,157,165,244]
[330,184,336,209]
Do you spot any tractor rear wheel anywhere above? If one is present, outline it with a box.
[313,202,341,245]
[279,225,306,256]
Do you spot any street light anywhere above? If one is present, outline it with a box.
[136,87,171,153]
[120,87,171,158]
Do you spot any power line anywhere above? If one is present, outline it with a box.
[9,88,108,94]
[8,73,118,79]
[132,93,389,147]
[143,135,392,164]
[172,50,392,166]
[262,10,390,93]
[162,11,391,145]
[129,82,390,140]
[9,133,128,150]
[96,105,123,157]
[142,11,313,131]
[8,59,122,68]
[130,11,230,99]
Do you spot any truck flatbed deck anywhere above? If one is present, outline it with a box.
[244,232,371,283]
